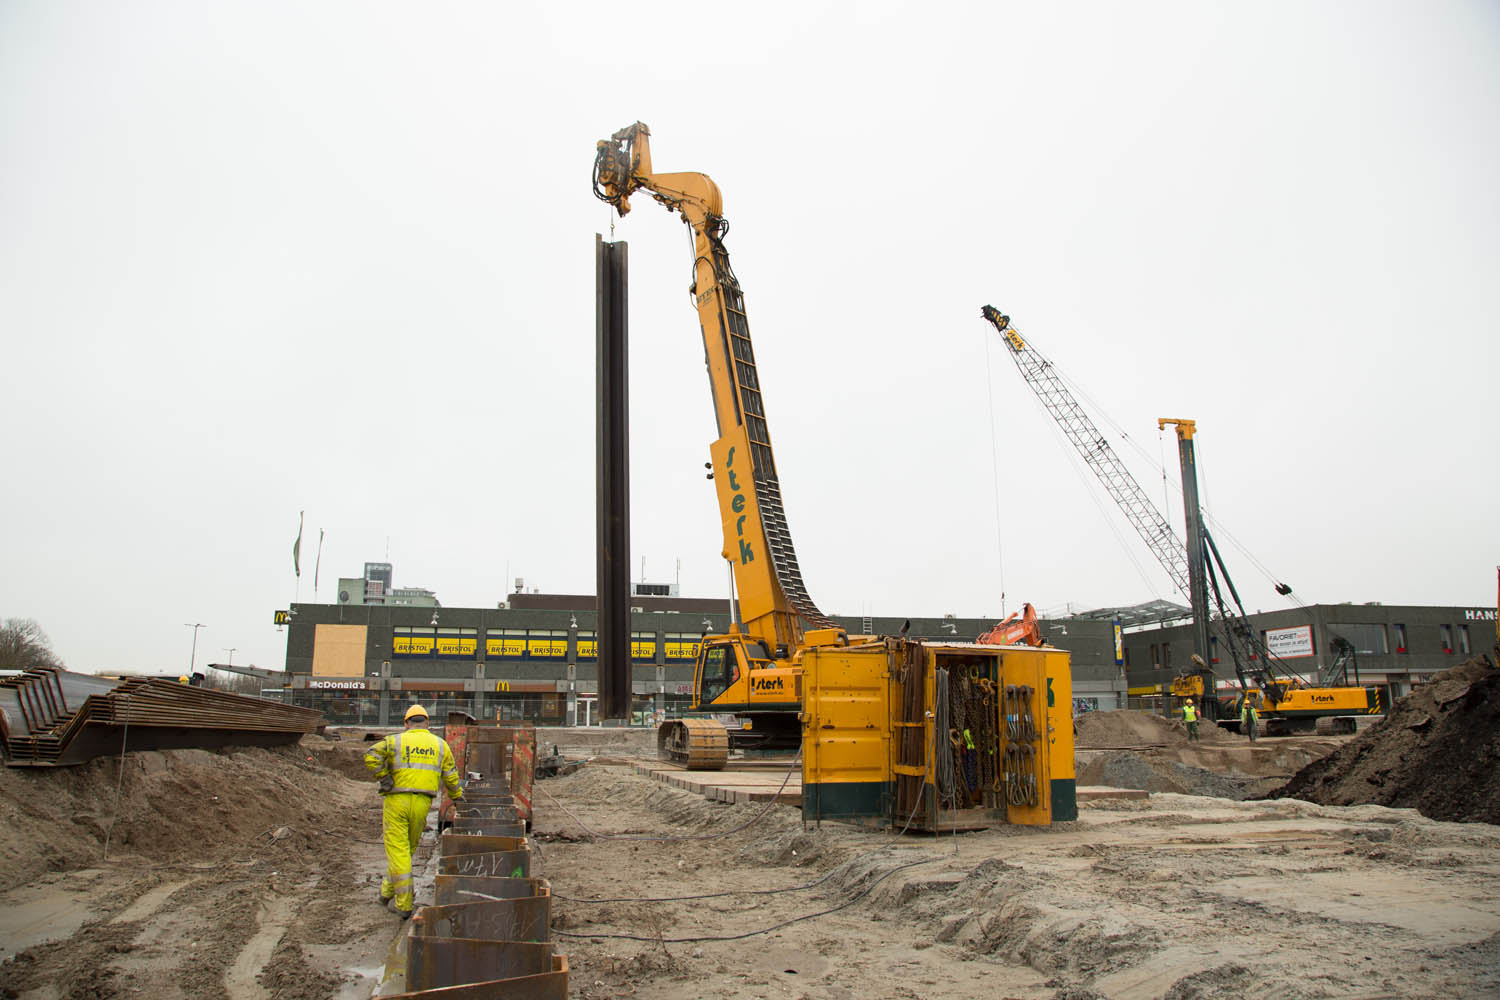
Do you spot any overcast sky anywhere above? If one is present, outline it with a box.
[3,2,1496,675]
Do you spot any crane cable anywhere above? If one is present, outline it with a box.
[1036,336,1305,609]
[1039,410,1168,602]
[982,326,1008,616]
[985,319,1162,605]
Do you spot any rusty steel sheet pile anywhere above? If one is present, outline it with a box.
[0,667,322,766]
[439,721,536,832]
[389,727,566,998]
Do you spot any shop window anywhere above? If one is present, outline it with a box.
[1393,623,1407,654]
[665,632,703,662]
[526,629,568,659]
[1150,643,1160,670]
[631,631,657,661]
[578,631,651,660]
[1328,624,1388,656]
[1457,625,1470,655]
[1440,624,1454,654]
[485,628,526,659]
[435,627,478,658]
[392,627,436,658]
[1209,636,1219,664]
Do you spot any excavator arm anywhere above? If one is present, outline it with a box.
[594,123,834,652]
[977,603,1043,647]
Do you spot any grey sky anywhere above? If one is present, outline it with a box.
[3,2,1496,675]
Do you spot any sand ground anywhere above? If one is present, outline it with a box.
[2,726,1498,1000]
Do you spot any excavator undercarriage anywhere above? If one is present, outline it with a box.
[656,718,729,770]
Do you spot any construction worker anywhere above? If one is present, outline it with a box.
[1182,697,1200,742]
[1241,696,1259,743]
[363,704,463,918]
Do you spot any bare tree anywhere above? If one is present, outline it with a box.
[0,618,65,670]
[202,670,267,696]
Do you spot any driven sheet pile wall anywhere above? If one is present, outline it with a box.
[389,737,567,998]
[802,640,1075,830]
[441,721,536,830]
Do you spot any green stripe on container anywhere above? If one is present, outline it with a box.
[1051,779,1077,822]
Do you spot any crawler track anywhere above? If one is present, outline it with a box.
[657,718,729,770]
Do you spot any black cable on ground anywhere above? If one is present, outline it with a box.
[553,844,907,904]
[533,752,801,843]
[551,853,939,944]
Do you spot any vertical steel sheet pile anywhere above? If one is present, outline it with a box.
[0,667,323,766]
[389,728,567,998]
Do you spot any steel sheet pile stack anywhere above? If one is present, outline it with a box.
[389,759,568,998]
[0,667,322,766]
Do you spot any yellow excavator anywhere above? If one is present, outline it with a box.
[594,123,852,768]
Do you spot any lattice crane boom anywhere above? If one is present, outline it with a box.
[981,305,1190,599]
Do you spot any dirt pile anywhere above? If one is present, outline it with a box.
[0,736,397,999]
[1269,655,1500,824]
[1075,709,1240,748]
[0,735,367,885]
[1076,750,1263,799]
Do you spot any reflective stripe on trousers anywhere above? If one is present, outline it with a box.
[380,791,431,913]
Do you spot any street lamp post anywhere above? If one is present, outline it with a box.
[223,647,237,667]
[184,623,205,678]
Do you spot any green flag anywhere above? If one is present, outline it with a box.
[292,511,304,577]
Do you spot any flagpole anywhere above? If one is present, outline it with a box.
[314,529,325,603]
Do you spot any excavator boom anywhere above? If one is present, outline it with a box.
[595,123,833,653]
[977,602,1043,647]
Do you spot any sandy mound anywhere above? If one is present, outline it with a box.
[1268,655,1500,824]
[1076,750,1266,799]
[1075,709,1239,748]
[0,735,370,885]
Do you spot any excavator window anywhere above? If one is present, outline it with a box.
[741,640,771,661]
[700,645,740,704]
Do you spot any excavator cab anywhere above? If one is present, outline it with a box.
[692,636,781,712]
[697,643,743,705]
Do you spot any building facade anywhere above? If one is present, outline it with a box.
[1121,602,1497,710]
[280,591,1125,725]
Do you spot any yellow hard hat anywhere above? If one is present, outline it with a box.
[404,704,429,722]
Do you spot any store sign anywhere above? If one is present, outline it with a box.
[1265,625,1314,659]
[666,640,702,661]
[309,679,367,690]
[486,637,526,657]
[1464,609,1497,621]
[274,610,291,625]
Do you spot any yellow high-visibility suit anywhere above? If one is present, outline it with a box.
[363,728,464,913]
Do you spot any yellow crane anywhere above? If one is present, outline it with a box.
[592,123,1076,828]
[594,123,845,765]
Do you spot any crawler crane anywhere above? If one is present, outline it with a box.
[983,307,1378,733]
[594,123,844,767]
[591,125,1075,828]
